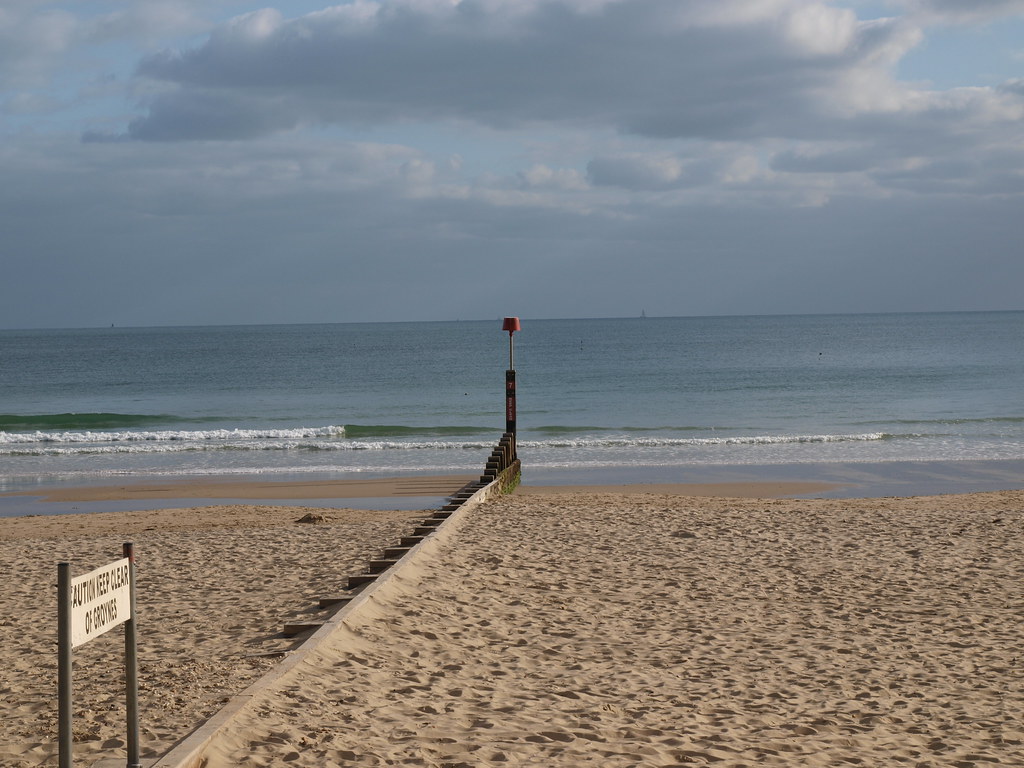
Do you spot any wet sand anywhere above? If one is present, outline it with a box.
[4,474,477,503]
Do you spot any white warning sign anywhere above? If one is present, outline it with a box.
[70,558,131,648]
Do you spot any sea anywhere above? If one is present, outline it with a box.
[2,312,1024,511]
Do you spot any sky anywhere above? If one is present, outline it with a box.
[2,0,1023,328]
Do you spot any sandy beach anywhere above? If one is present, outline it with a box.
[2,485,1023,766]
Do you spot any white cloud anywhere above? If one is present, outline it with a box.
[781,3,859,55]
[211,8,285,44]
[518,164,588,190]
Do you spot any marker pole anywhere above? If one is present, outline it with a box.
[501,318,521,440]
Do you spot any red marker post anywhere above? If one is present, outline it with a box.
[502,317,520,436]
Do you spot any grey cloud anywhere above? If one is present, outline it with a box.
[0,7,77,86]
[0,133,618,327]
[5,2,1024,331]
[82,3,208,44]
[588,155,685,190]
[906,0,1024,22]
[587,153,718,190]
[871,151,1024,195]
[127,0,919,142]
[127,89,303,140]
[771,146,881,174]
[1000,78,1024,96]
[2,129,1023,328]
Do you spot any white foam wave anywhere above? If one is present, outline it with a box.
[519,433,887,449]
[0,425,347,445]
[0,430,886,457]
[0,439,496,457]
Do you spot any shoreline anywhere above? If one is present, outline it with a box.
[4,474,479,502]
[0,475,479,518]
[5,475,838,503]
[3,458,1024,518]
[525,457,1024,499]
[518,481,840,498]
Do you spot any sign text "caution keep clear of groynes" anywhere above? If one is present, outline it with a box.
[70,558,131,648]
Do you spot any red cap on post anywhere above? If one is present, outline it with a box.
[502,317,521,333]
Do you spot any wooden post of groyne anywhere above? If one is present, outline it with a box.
[502,317,520,444]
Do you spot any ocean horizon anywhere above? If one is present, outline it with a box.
[3,311,1024,508]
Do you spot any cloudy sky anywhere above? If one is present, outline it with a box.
[2,0,1023,328]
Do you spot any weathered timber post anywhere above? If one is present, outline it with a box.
[502,317,520,458]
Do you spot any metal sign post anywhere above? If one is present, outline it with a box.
[123,543,141,768]
[57,563,73,768]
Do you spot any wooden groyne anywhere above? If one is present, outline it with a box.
[282,432,521,635]
[148,433,522,768]
[480,431,520,491]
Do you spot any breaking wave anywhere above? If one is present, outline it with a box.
[0,424,888,457]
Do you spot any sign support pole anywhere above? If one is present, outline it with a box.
[57,562,73,768]
[57,550,139,768]
[123,542,141,768]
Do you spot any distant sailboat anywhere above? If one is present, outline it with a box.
[641,309,647,319]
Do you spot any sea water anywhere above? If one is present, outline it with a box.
[2,312,1024,497]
